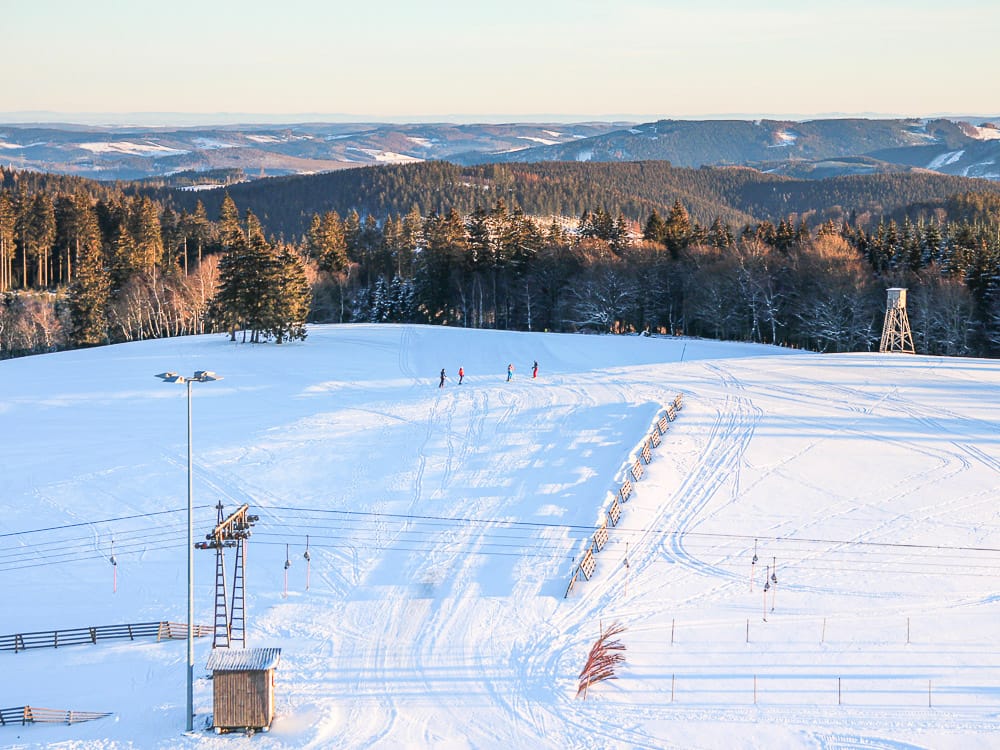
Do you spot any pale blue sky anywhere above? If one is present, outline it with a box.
[4,0,998,123]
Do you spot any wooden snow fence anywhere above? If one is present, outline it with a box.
[607,496,622,527]
[650,427,661,448]
[0,621,212,653]
[565,396,684,597]
[619,477,633,503]
[593,520,609,552]
[0,706,111,727]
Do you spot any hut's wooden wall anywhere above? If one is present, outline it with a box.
[212,669,274,730]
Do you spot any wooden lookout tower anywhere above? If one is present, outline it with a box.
[206,647,281,734]
[879,287,915,353]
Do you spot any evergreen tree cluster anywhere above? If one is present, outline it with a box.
[0,169,310,357]
[1,164,1000,360]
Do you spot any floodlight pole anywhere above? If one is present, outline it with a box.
[156,370,221,733]
[185,377,194,734]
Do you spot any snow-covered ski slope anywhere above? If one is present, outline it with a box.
[2,324,999,749]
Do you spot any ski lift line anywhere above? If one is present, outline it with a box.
[254,521,1000,564]
[251,530,577,554]
[249,539,574,561]
[0,524,191,559]
[657,540,1000,562]
[0,532,189,569]
[265,505,595,532]
[229,531,1000,572]
[255,517,1000,562]
[0,543,179,569]
[251,523,562,545]
[2,531,995,576]
[0,523,192,560]
[0,527,188,558]
[0,505,216,540]
[0,532,571,572]
[0,540,188,571]
[264,505,1000,554]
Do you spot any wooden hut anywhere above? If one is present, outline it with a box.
[206,647,281,733]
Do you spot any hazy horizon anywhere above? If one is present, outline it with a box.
[5,1,998,122]
[2,110,999,129]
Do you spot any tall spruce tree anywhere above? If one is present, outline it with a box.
[663,199,692,259]
[67,205,110,346]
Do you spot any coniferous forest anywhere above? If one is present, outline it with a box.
[1,162,999,359]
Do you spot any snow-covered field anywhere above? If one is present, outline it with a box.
[1,325,999,749]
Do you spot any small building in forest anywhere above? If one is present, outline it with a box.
[206,647,281,734]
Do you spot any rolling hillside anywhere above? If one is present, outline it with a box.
[2,325,999,748]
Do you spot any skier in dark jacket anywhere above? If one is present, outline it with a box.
[439,368,446,388]
[532,360,538,378]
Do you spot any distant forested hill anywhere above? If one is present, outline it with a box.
[159,161,1000,239]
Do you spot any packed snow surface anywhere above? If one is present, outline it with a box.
[769,128,798,146]
[78,141,190,157]
[927,149,966,170]
[1,324,999,749]
[970,126,1000,141]
[345,147,422,163]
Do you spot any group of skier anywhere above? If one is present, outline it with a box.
[439,361,538,388]
[439,366,464,387]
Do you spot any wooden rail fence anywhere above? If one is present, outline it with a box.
[0,705,111,727]
[0,621,212,653]
[566,394,684,597]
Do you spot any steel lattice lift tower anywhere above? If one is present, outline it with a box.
[196,502,259,648]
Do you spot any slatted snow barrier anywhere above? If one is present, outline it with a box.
[607,496,622,526]
[565,395,684,597]
[0,622,212,653]
[0,706,111,727]
[619,477,633,503]
[593,520,609,552]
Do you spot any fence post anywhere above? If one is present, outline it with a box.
[838,677,841,706]
[671,618,675,645]
[928,679,932,708]
[671,673,675,702]
[746,618,749,644]
[821,618,826,645]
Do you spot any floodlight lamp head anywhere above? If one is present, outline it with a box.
[193,370,222,382]
[155,372,186,383]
